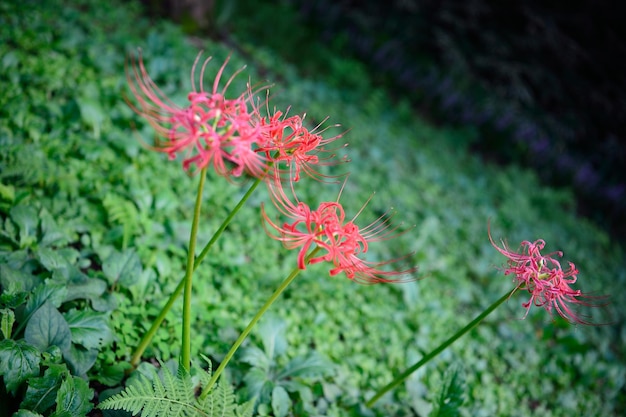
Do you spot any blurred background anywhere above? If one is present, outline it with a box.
[140,0,626,240]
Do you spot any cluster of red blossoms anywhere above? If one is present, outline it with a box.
[262,180,415,283]
[127,52,345,181]
[489,232,603,325]
[127,51,602,318]
[127,52,416,283]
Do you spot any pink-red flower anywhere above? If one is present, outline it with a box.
[254,109,349,183]
[489,230,604,325]
[262,180,416,283]
[126,51,267,177]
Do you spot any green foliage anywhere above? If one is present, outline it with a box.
[0,339,40,394]
[429,364,466,417]
[102,193,142,250]
[241,316,334,416]
[99,362,253,417]
[1,0,625,416]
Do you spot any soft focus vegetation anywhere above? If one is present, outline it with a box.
[1,0,625,416]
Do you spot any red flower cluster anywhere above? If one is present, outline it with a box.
[262,180,416,283]
[127,51,415,283]
[126,52,345,181]
[489,232,602,324]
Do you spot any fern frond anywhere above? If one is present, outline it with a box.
[99,362,250,417]
[198,379,237,417]
[98,365,208,417]
[236,399,255,417]
[102,193,140,249]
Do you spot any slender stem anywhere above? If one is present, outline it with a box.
[195,176,264,264]
[181,168,208,371]
[200,247,322,399]
[130,279,184,367]
[129,176,265,368]
[365,288,517,407]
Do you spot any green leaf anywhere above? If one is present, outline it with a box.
[53,374,94,417]
[91,292,118,313]
[1,307,15,339]
[271,385,291,417]
[257,316,287,360]
[240,345,271,372]
[243,367,274,403]
[0,339,40,394]
[101,194,141,249]
[24,302,71,353]
[10,205,38,248]
[21,363,67,413]
[0,182,15,203]
[99,365,197,417]
[0,290,28,309]
[63,345,98,377]
[37,247,72,271]
[93,361,133,386]
[64,309,113,349]
[236,400,255,417]
[13,410,45,417]
[24,282,68,319]
[63,272,107,304]
[102,249,142,287]
[276,352,333,380]
[429,364,466,417]
[100,362,250,417]
[77,97,104,140]
[0,264,39,293]
[39,210,69,247]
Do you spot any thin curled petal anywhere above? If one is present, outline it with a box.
[263,178,417,283]
[488,226,607,325]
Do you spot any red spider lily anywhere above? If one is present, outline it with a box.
[126,51,267,177]
[254,109,349,182]
[489,230,605,325]
[262,179,416,283]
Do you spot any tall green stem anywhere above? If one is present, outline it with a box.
[181,167,208,370]
[130,177,265,368]
[199,247,322,400]
[365,288,517,407]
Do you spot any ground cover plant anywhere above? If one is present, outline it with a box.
[1,0,625,416]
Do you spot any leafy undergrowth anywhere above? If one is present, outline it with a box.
[0,0,625,416]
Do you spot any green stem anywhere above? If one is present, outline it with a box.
[181,167,208,371]
[365,288,517,407]
[129,176,264,368]
[200,246,322,400]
